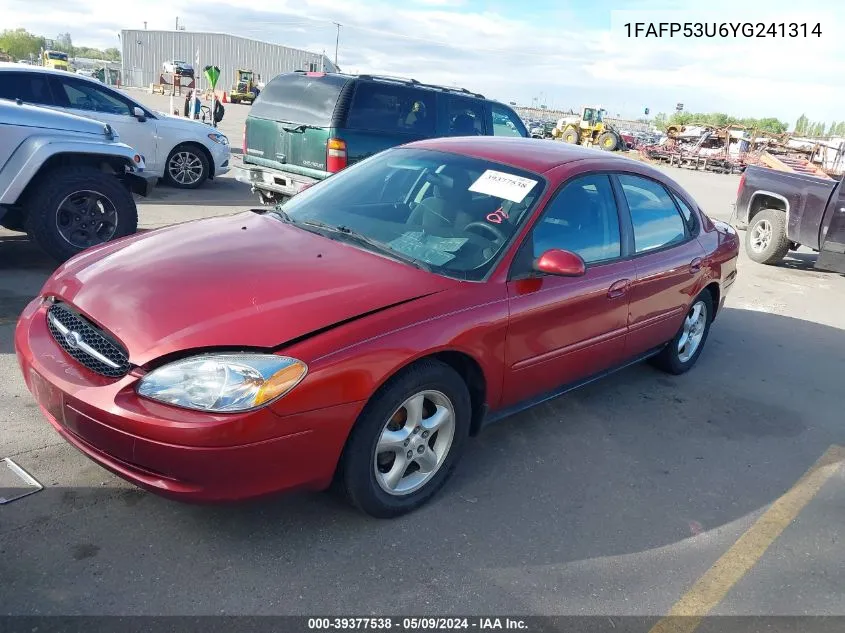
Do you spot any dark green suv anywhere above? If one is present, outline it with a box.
[236,71,529,204]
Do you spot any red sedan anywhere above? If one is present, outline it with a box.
[15,137,739,518]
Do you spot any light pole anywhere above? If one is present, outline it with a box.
[333,22,341,68]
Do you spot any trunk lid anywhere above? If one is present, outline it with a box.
[244,72,350,174]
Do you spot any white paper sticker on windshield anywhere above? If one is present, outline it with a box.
[468,170,538,203]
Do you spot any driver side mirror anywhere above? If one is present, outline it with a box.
[533,249,586,277]
[133,106,146,122]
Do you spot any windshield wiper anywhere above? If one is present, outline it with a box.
[299,220,432,272]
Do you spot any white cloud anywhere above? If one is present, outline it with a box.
[6,0,845,123]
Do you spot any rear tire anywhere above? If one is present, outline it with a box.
[650,291,714,375]
[24,166,137,263]
[745,208,790,265]
[338,360,471,518]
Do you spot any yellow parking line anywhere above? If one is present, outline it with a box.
[649,444,845,633]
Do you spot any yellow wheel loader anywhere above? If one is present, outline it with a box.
[553,106,622,151]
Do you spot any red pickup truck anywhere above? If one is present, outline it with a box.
[734,165,845,273]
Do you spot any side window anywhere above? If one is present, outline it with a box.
[346,82,435,135]
[56,78,133,116]
[0,72,54,105]
[447,96,484,136]
[491,103,525,137]
[672,193,700,235]
[618,174,688,253]
[529,175,622,263]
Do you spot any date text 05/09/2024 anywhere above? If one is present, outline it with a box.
[307,617,528,630]
[623,22,822,38]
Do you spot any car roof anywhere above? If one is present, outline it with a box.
[0,62,107,87]
[404,136,642,174]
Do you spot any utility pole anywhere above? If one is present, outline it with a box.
[333,22,341,68]
[175,16,179,30]
[144,21,147,30]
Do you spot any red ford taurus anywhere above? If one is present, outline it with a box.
[15,137,739,517]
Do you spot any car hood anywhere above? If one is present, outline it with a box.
[44,212,458,366]
[0,99,114,137]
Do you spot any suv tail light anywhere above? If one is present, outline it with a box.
[242,123,247,156]
[326,138,347,173]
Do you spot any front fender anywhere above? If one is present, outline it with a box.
[0,136,142,205]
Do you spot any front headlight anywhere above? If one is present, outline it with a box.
[137,354,307,413]
[208,133,229,145]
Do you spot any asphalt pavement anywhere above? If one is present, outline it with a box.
[1,93,844,626]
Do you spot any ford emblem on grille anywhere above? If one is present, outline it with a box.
[46,303,130,378]
[64,330,83,350]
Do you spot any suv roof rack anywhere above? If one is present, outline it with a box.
[357,74,484,99]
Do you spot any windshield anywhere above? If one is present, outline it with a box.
[47,52,68,61]
[278,147,546,280]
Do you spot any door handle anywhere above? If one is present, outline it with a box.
[607,279,630,299]
[689,257,703,273]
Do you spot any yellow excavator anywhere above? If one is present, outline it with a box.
[552,106,622,151]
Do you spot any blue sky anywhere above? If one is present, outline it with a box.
[8,0,845,125]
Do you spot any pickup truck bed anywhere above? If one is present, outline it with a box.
[735,164,845,272]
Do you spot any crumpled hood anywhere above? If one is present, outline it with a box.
[44,212,456,366]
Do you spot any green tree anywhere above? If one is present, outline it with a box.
[836,122,845,136]
[794,114,808,135]
[103,47,120,61]
[828,121,838,136]
[653,112,667,130]
[0,28,45,61]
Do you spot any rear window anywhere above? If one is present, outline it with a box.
[346,81,436,135]
[250,73,348,127]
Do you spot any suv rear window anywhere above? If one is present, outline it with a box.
[346,81,436,135]
[250,73,349,127]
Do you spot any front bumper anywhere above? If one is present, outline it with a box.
[124,172,158,197]
[235,163,321,199]
[15,297,362,502]
[210,144,231,177]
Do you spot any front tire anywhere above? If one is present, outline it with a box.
[24,166,138,263]
[163,143,209,189]
[745,208,790,265]
[561,128,580,144]
[597,131,620,151]
[338,360,471,518]
[650,291,714,375]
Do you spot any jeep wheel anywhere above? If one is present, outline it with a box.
[24,166,138,263]
[164,144,209,189]
[597,131,620,151]
[745,208,790,265]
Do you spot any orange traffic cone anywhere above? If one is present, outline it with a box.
[222,92,229,103]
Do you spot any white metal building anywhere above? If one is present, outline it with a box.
[120,29,339,91]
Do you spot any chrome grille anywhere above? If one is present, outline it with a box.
[46,303,130,378]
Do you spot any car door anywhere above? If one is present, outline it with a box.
[502,173,635,407]
[48,75,160,173]
[614,173,707,357]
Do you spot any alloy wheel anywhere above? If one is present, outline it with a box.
[374,390,456,496]
[750,219,773,253]
[167,151,204,185]
[678,300,708,363]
